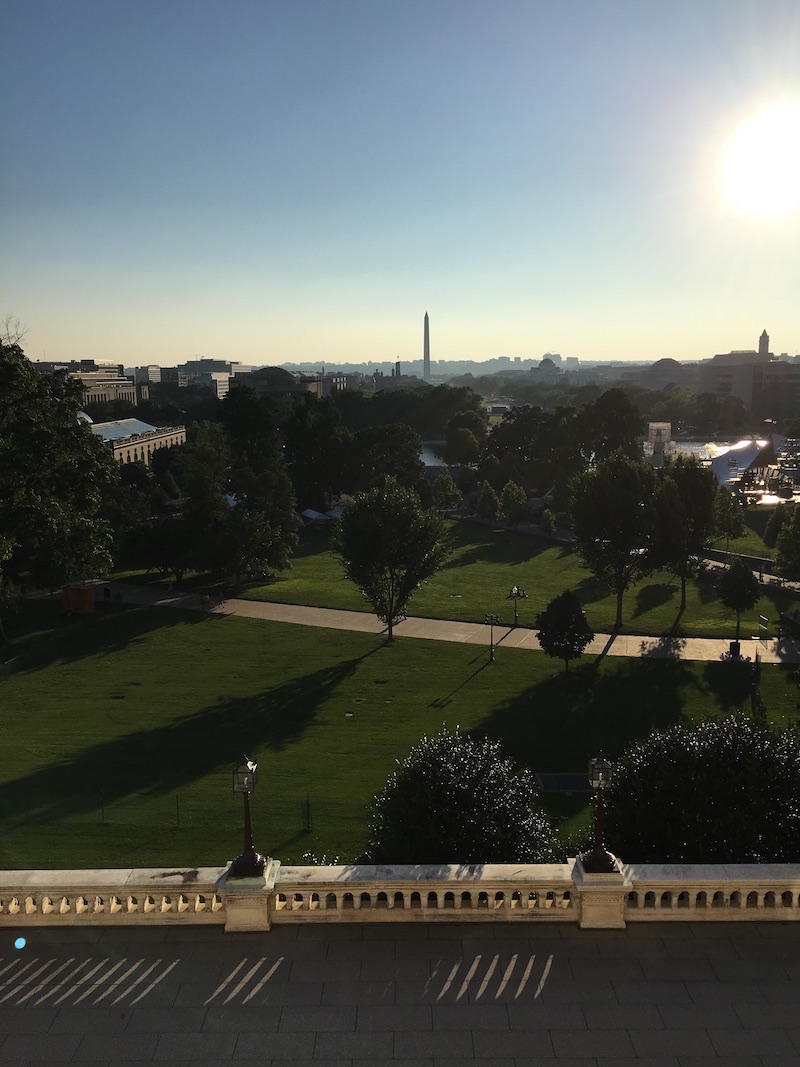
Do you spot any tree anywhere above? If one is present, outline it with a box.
[604,714,800,862]
[498,480,528,526]
[432,468,461,512]
[281,393,350,511]
[650,457,717,611]
[477,480,499,519]
[345,423,426,496]
[539,508,555,535]
[334,477,449,642]
[0,339,118,619]
[714,486,745,550]
[718,557,760,641]
[775,507,800,579]
[362,726,555,864]
[535,590,594,672]
[577,388,645,463]
[570,451,656,629]
[764,504,789,549]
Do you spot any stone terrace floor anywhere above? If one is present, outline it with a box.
[2,922,800,1065]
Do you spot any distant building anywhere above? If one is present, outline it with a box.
[423,313,431,381]
[91,418,186,467]
[232,366,323,400]
[33,359,147,406]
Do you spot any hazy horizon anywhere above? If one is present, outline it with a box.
[3,1,799,366]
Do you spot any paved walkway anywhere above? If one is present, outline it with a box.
[95,582,800,665]
[2,921,798,1064]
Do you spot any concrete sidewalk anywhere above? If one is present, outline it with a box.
[95,582,800,665]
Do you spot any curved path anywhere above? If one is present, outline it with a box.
[93,582,800,665]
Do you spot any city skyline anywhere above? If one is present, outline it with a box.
[3,1,800,367]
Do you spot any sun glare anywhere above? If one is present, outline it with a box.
[721,104,800,216]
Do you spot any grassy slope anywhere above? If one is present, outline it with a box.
[4,600,799,870]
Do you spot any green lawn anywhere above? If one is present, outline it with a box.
[237,520,794,639]
[3,599,799,870]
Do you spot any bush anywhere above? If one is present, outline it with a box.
[362,726,555,864]
[604,713,800,863]
[540,508,555,535]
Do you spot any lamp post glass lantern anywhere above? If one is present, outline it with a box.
[507,585,527,627]
[580,754,618,873]
[229,754,267,878]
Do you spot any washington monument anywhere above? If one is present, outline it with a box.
[423,312,430,381]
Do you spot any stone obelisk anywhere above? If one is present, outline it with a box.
[423,312,430,381]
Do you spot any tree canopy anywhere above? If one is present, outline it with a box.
[334,477,449,641]
[650,456,717,611]
[776,506,800,580]
[535,590,594,672]
[0,340,118,607]
[570,451,656,629]
[718,557,760,641]
[362,726,555,864]
[605,714,800,863]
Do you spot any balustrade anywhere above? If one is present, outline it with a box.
[3,861,800,931]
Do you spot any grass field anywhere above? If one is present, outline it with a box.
[4,599,800,871]
[237,518,794,639]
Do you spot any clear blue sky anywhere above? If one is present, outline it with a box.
[3,0,800,366]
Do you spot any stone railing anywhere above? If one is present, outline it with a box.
[4,860,800,932]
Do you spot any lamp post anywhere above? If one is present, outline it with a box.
[484,613,500,662]
[229,755,267,878]
[507,585,527,627]
[580,754,618,873]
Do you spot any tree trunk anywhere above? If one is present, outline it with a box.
[680,572,687,612]
[736,610,741,641]
[615,586,624,631]
[386,617,394,644]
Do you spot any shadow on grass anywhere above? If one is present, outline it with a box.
[703,658,757,710]
[0,653,375,826]
[632,582,677,618]
[442,526,556,570]
[2,601,209,674]
[471,657,699,771]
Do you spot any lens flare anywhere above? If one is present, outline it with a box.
[722,104,800,216]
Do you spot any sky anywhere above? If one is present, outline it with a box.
[3,0,800,367]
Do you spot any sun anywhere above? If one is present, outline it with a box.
[721,104,800,216]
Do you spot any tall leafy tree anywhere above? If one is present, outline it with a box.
[718,557,760,641]
[281,393,350,511]
[650,456,717,611]
[498,480,529,526]
[570,451,656,630]
[334,477,449,642]
[0,340,118,618]
[345,423,426,496]
[577,388,645,463]
[714,485,745,550]
[535,590,594,672]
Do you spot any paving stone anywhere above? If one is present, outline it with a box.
[357,1005,432,1031]
[201,1004,282,1031]
[432,1003,509,1030]
[506,1003,586,1029]
[569,957,646,980]
[153,1031,238,1059]
[582,1003,664,1029]
[684,979,766,1003]
[127,1005,209,1032]
[394,1029,474,1058]
[360,959,431,982]
[471,1029,554,1057]
[321,980,395,1005]
[629,1028,716,1057]
[75,1032,160,1060]
[0,1006,59,1033]
[538,978,617,1003]
[658,1003,741,1029]
[313,1029,394,1058]
[552,1027,635,1058]
[278,1005,357,1031]
[640,957,717,980]
[326,939,397,961]
[236,1030,315,1058]
[289,960,361,983]
[0,1033,82,1060]
[614,979,691,1004]
[709,1026,798,1057]
[736,1003,800,1028]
